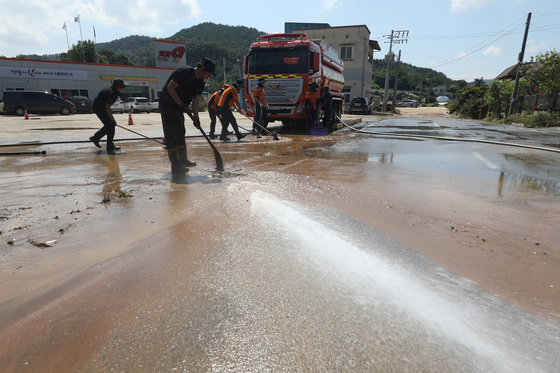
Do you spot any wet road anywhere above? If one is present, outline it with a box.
[0,112,559,372]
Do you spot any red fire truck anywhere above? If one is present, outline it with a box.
[243,33,344,130]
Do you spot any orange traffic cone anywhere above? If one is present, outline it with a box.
[128,109,134,125]
[24,109,29,120]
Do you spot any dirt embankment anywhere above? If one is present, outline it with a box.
[397,106,449,117]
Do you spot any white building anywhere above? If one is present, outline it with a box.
[0,40,187,101]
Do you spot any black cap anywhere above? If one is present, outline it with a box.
[112,79,126,89]
[197,57,216,75]
[234,79,244,87]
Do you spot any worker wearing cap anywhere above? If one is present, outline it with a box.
[305,81,320,129]
[217,80,247,142]
[252,77,268,135]
[89,79,126,154]
[159,57,216,173]
[207,84,229,139]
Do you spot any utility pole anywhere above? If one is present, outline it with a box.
[392,50,402,107]
[508,12,531,116]
[382,30,408,111]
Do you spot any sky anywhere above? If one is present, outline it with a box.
[0,0,558,81]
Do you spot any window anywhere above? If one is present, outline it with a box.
[248,48,309,74]
[341,46,353,59]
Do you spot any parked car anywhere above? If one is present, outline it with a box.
[123,97,152,113]
[349,97,370,115]
[0,91,75,116]
[110,97,124,113]
[150,98,159,112]
[397,99,419,108]
[67,96,92,113]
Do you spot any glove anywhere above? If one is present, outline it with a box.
[193,116,201,129]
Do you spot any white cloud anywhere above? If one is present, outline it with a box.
[450,0,493,12]
[95,0,202,35]
[323,0,341,10]
[482,46,503,57]
[526,40,548,55]
[0,0,202,56]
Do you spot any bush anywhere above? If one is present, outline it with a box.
[448,85,488,119]
[505,112,560,127]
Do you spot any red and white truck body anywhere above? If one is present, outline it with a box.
[243,33,344,127]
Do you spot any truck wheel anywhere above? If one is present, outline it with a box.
[15,107,25,116]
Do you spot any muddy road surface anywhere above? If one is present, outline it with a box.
[1,109,559,372]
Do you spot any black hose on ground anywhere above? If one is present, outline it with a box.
[0,135,202,148]
[335,114,560,154]
[0,151,46,156]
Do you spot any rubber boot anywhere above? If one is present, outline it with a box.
[178,146,196,167]
[167,149,185,173]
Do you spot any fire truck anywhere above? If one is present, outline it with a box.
[243,33,344,130]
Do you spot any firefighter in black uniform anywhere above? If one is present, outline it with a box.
[89,79,126,154]
[322,86,334,131]
[158,57,216,173]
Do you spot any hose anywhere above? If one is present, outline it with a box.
[335,114,560,154]
[0,134,202,148]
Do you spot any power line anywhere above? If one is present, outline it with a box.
[431,16,527,68]
[412,23,560,40]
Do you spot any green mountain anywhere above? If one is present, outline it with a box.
[96,35,154,56]
[371,59,467,97]
[95,22,262,69]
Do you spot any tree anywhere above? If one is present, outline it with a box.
[448,85,488,119]
[473,77,487,87]
[524,50,560,112]
[486,80,513,118]
[60,40,97,63]
[97,49,132,65]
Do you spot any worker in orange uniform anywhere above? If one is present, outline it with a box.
[207,84,229,139]
[305,81,320,130]
[252,77,268,136]
[217,80,247,142]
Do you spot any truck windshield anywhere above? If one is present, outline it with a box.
[248,49,309,74]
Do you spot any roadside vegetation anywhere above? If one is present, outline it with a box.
[448,50,560,127]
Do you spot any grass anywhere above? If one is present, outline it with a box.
[102,190,133,204]
[485,111,560,127]
[118,190,133,198]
